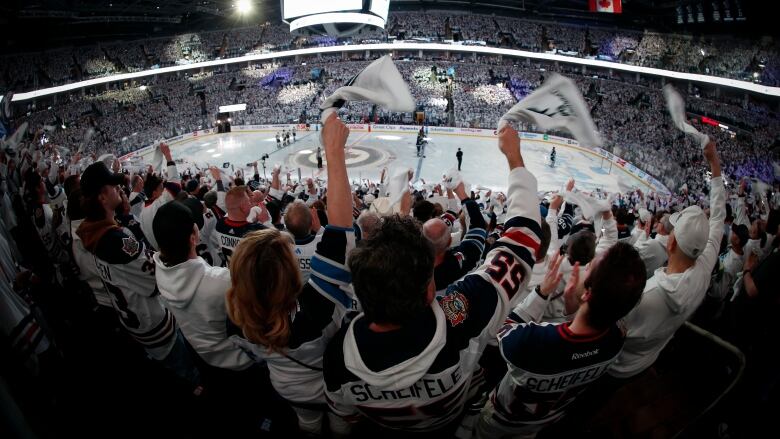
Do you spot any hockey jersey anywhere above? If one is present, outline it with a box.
[324,167,543,432]
[433,198,488,294]
[232,225,357,404]
[491,292,626,427]
[76,214,176,360]
[70,219,111,308]
[28,201,70,265]
[293,232,323,283]
[214,217,266,266]
[196,208,223,267]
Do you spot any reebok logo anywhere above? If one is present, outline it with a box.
[572,349,599,360]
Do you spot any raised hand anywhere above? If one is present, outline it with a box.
[563,262,584,315]
[322,113,350,152]
[539,253,565,297]
[550,194,563,211]
[497,125,524,169]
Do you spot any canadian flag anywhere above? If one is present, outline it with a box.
[589,0,622,13]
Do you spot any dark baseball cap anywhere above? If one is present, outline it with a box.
[80,162,125,197]
[153,201,198,256]
[181,197,205,230]
[731,223,750,248]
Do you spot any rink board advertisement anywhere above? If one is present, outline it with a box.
[119,124,669,195]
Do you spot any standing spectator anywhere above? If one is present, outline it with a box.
[456,147,463,170]
[324,125,542,435]
[476,244,646,438]
[152,201,254,371]
[76,161,201,388]
[139,143,181,250]
[608,141,725,385]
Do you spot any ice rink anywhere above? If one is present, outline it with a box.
[139,129,655,194]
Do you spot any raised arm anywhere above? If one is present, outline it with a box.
[322,114,352,228]
[452,126,543,307]
[697,140,726,272]
[308,114,357,311]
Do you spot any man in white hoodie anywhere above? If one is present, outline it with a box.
[608,140,725,381]
[152,200,254,372]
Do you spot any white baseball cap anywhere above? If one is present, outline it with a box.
[669,206,709,259]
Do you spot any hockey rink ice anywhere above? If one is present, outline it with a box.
[142,129,655,194]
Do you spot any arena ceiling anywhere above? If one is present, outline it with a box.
[0,0,771,53]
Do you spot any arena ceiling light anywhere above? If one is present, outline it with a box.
[236,0,252,14]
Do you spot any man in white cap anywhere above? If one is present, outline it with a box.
[608,139,725,381]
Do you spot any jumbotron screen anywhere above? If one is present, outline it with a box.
[282,0,363,20]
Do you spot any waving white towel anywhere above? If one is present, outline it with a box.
[499,74,602,148]
[663,85,710,148]
[320,55,415,123]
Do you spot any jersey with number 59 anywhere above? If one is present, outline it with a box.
[293,233,322,282]
[77,214,176,360]
[324,167,543,432]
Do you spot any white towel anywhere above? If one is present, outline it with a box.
[663,85,710,148]
[563,190,611,221]
[442,169,464,191]
[385,168,412,209]
[320,55,415,123]
[499,74,602,148]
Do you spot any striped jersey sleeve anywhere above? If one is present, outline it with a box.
[308,225,358,312]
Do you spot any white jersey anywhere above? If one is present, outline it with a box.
[70,219,111,308]
[79,215,177,360]
[196,207,223,267]
[293,233,322,282]
[29,201,70,265]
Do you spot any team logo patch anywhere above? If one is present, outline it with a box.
[122,236,140,256]
[440,292,469,326]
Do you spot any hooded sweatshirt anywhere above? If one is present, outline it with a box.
[153,254,252,371]
[609,176,725,379]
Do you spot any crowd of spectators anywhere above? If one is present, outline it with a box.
[3,11,779,93]
[2,98,777,437]
[8,55,779,194]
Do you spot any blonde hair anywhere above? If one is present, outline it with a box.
[226,229,302,353]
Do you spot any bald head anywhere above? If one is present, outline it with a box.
[284,200,313,239]
[423,218,451,255]
[356,211,381,240]
[225,186,251,220]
